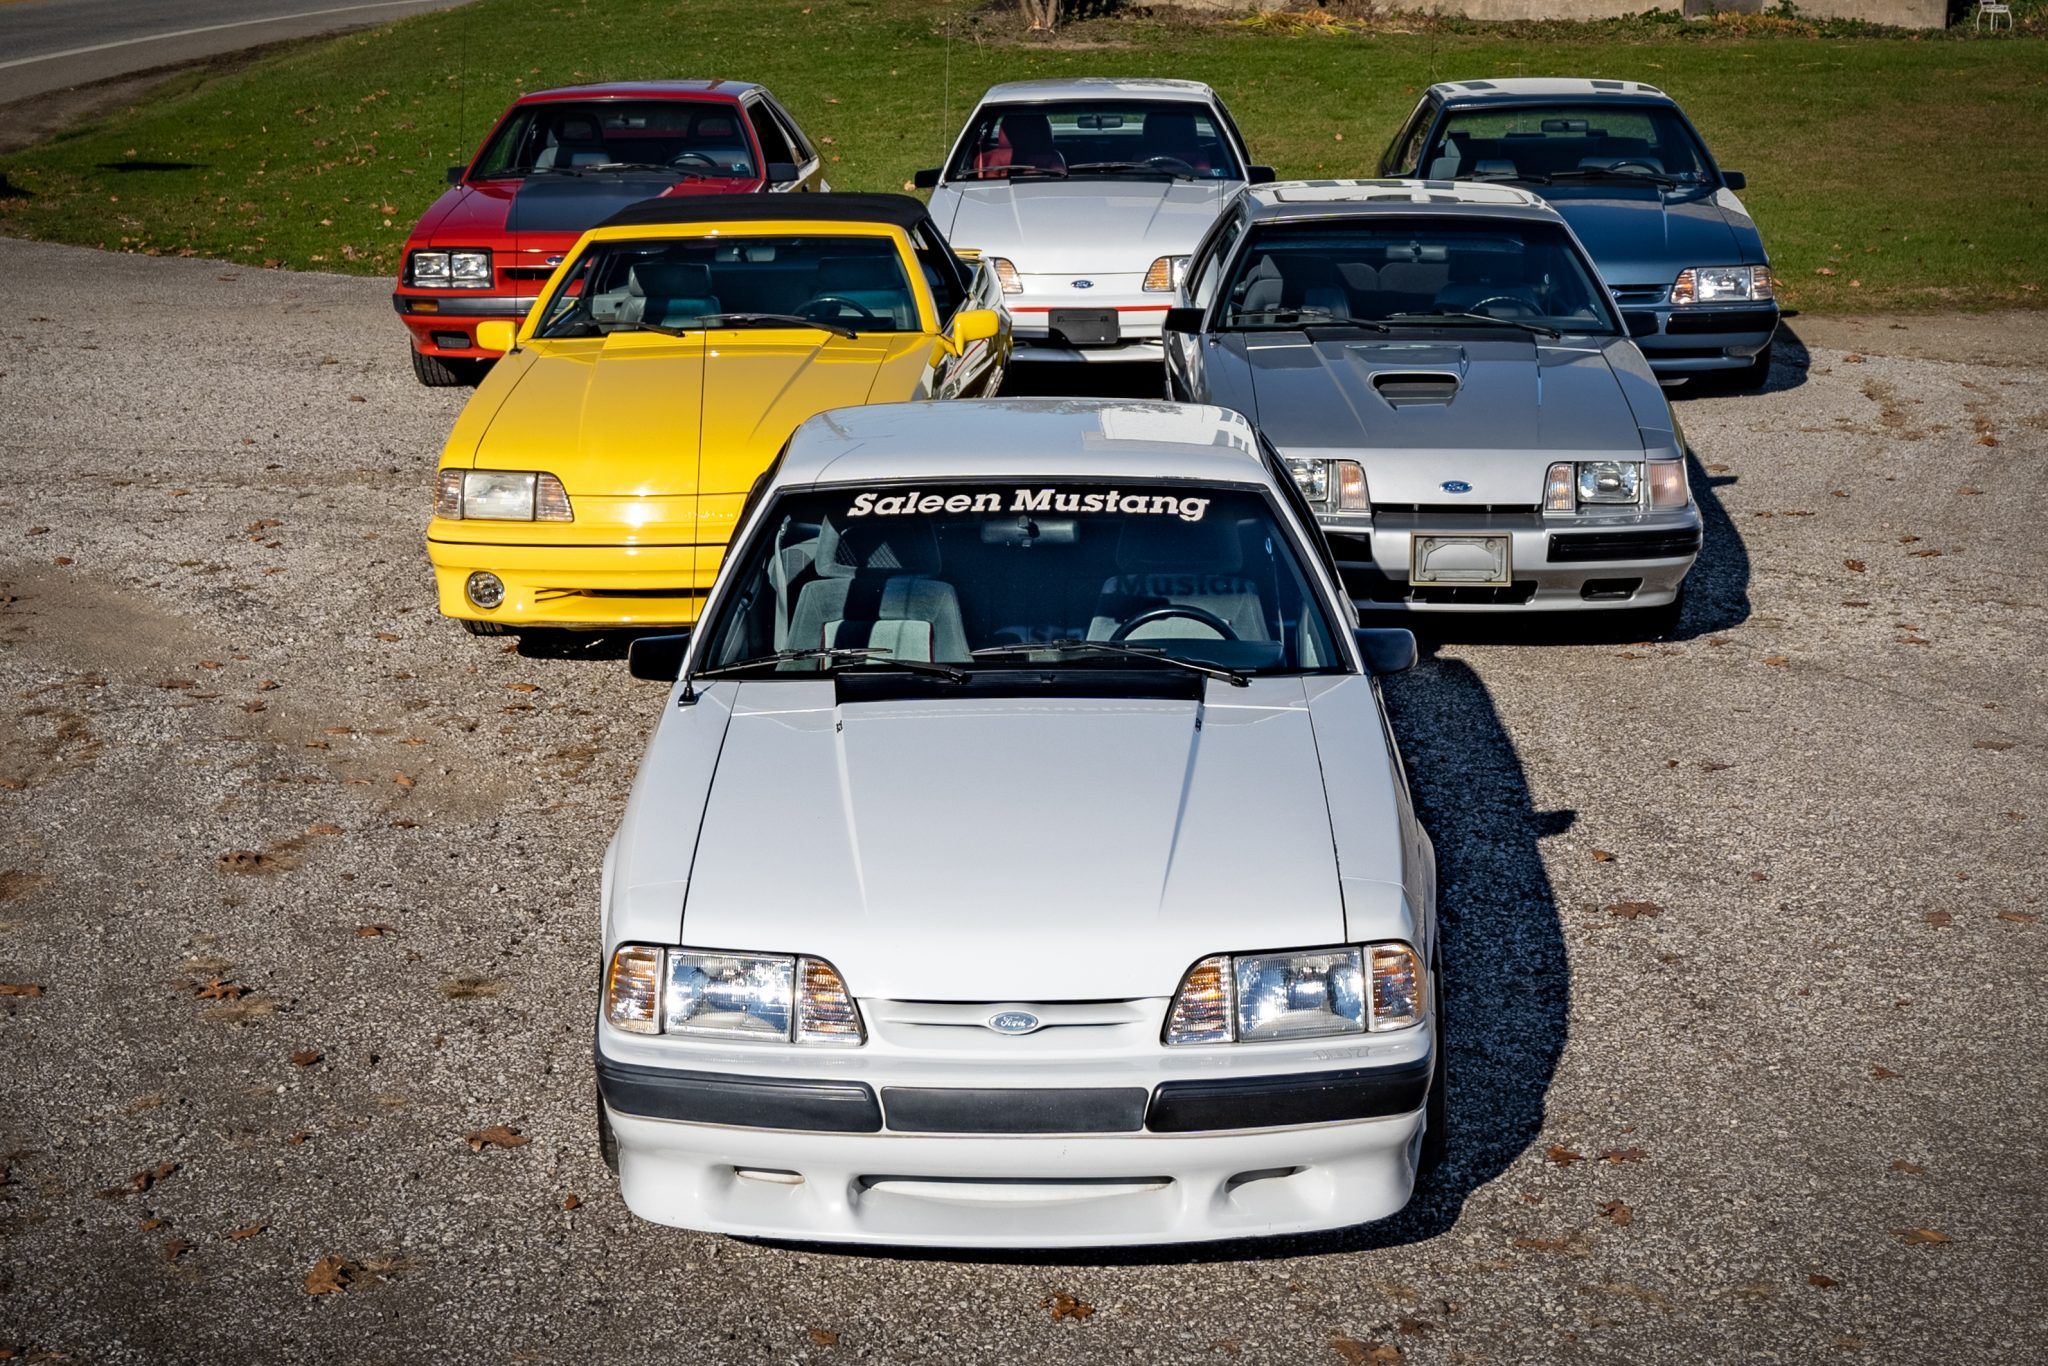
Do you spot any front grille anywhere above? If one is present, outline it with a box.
[1664,307,1778,336]
[1611,284,1666,304]
[1548,528,1702,563]
[499,266,556,282]
[881,1086,1148,1134]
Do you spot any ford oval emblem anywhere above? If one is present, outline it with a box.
[987,1010,1042,1036]
[1440,480,1473,494]
[1071,279,1094,290]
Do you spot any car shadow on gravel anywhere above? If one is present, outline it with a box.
[744,655,1567,1269]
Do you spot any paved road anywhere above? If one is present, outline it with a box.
[0,238,2042,1362]
[0,0,473,104]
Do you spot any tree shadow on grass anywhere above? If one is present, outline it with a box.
[744,653,1568,1268]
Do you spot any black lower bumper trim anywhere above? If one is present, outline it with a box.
[391,292,529,317]
[1661,306,1779,337]
[882,1086,1148,1134]
[1548,527,1703,563]
[1145,1057,1432,1133]
[597,1057,882,1133]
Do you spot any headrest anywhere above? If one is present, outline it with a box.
[1116,516,1243,574]
[1002,113,1054,150]
[1473,159,1518,179]
[628,261,713,298]
[817,255,902,293]
[815,516,941,579]
[558,115,601,144]
[696,116,737,139]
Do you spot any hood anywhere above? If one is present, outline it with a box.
[672,681,1366,1001]
[421,174,762,252]
[1539,184,1748,286]
[931,178,1228,272]
[464,331,925,495]
[1232,335,1645,504]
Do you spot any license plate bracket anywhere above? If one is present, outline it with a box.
[1048,308,1119,347]
[1410,533,1512,587]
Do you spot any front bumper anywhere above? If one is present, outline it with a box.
[1618,300,1780,374]
[426,534,714,629]
[392,290,535,358]
[596,1011,1434,1246]
[1325,508,1702,613]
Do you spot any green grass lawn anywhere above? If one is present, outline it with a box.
[2,0,2043,313]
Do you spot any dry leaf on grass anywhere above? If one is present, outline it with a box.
[304,1255,356,1294]
[1040,1292,1094,1322]
[464,1125,530,1153]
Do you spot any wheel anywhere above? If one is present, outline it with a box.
[1419,967,1448,1176]
[411,347,483,388]
[596,1084,619,1175]
[459,618,512,636]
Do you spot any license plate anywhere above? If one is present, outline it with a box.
[1048,308,1119,347]
[1411,533,1511,587]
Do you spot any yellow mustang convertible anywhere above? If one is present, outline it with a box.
[427,194,1010,633]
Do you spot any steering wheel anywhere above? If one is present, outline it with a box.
[1110,605,1240,643]
[669,151,720,170]
[1467,294,1543,318]
[800,296,879,321]
[1606,159,1665,178]
[1144,155,1198,175]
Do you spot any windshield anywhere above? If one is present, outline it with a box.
[946,101,1243,182]
[1422,103,1710,185]
[1217,218,1619,334]
[697,482,1342,678]
[535,235,922,337]
[471,100,757,179]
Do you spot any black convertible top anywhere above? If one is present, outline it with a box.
[596,193,931,232]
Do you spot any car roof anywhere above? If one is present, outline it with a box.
[514,81,762,105]
[1242,178,1562,222]
[977,76,1219,105]
[777,400,1266,489]
[594,193,931,233]
[1427,77,1672,105]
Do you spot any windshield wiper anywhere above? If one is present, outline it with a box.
[954,165,1068,180]
[1545,167,1681,190]
[621,313,858,340]
[970,639,1249,688]
[583,161,710,178]
[1065,160,1192,180]
[688,646,967,690]
[1224,308,1389,333]
[1384,310,1561,339]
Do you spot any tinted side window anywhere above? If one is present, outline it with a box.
[1187,215,1244,310]
[907,224,967,321]
[766,97,814,162]
[1382,99,1434,177]
[747,101,795,164]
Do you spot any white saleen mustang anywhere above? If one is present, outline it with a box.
[596,399,1441,1248]
[915,78,1273,363]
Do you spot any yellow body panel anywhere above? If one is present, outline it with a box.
[427,218,1009,629]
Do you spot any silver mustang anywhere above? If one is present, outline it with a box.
[1164,180,1702,626]
[916,77,1273,364]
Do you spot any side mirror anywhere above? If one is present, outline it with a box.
[1720,170,1747,191]
[912,167,942,190]
[1622,310,1658,340]
[1354,627,1417,675]
[1162,306,1205,335]
[474,319,516,353]
[765,161,802,185]
[628,631,693,683]
[1245,164,1278,186]
[950,308,1001,347]
[446,165,465,185]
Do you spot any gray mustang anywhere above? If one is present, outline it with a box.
[1163,180,1701,628]
[1380,79,1778,390]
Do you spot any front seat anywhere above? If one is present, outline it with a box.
[536,114,609,169]
[1088,518,1270,643]
[787,518,968,663]
[811,255,913,330]
[625,261,721,328]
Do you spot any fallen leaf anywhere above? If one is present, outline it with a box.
[1598,1199,1634,1226]
[1329,1339,1402,1365]
[807,1328,840,1347]
[1604,901,1662,921]
[464,1125,530,1153]
[1890,1159,1925,1175]
[1808,1273,1838,1289]
[0,983,44,997]
[1545,1145,1583,1165]
[304,1255,356,1294]
[1871,1065,1901,1080]
[226,1222,266,1240]
[1923,911,1953,928]
[1972,739,2015,752]
[1996,911,2038,924]
[138,1216,168,1232]
[162,1237,195,1262]
[130,1161,178,1192]
[1843,559,1865,572]
[1763,655,1789,667]
[1590,849,1616,863]
[286,1131,312,1146]
[562,1193,582,1211]
[1599,1148,1648,1164]
[373,632,398,642]
[1893,1227,1951,1246]
[216,850,267,873]
[1976,435,1999,447]
[307,823,344,836]
[392,773,415,789]
[504,682,539,693]
[355,924,393,938]
[194,978,249,1001]
[289,1049,323,1067]
[1040,1291,1095,1322]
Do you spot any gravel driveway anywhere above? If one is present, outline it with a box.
[1,237,2042,1363]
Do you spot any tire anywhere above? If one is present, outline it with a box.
[411,347,482,388]
[596,1084,619,1175]
[1419,967,1448,1176]
[459,618,512,636]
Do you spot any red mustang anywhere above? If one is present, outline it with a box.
[393,80,828,385]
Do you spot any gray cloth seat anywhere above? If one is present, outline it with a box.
[786,518,968,663]
[535,115,609,169]
[1087,518,1270,643]
[624,261,720,328]
[810,255,914,330]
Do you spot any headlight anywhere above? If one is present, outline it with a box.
[1670,265,1772,306]
[1144,255,1189,293]
[989,257,1022,295]
[1164,942,1425,1045]
[1577,460,1641,505]
[1284,457,1369,513]
[604,945,864,1045]
[409,248,492,288]
[434,470,574,521]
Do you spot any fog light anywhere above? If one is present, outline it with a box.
[465,571,504,609]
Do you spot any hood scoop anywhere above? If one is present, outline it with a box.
[1371,370,1462,408]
